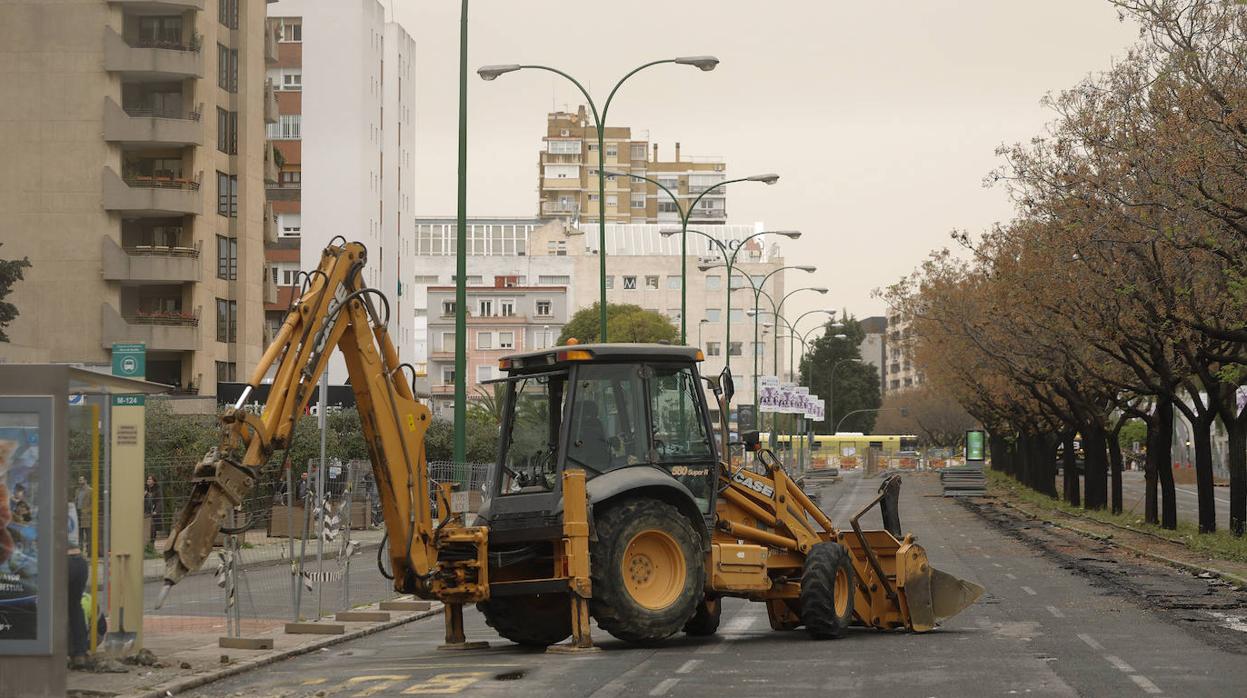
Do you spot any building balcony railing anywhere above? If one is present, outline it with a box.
[690,208,727,219]
[264,201,278,244]
[264,80,278,124]
[430,385,455,396]
[541,178,582,191]
[103,26,204,80]
[541,201,579,216]
[103,97,203,146]
[101,302,200,351]
[429,351,455,361]
[101,236,200,283]
[541,152,583,164]
[264,19,280,64]
[103,167,202,216]
[108,0,205,9]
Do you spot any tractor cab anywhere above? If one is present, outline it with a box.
[482,343,719,540]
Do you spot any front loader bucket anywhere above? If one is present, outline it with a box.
[896,540,984,632]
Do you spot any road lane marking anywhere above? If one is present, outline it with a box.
[1130,675,1163,694]
[1077,633,1104,650]
[992,563,1003,568]
[1021,586,1037,595]
[400,672,487,694]
[675,659,701,674]
[650,678,680,696]
[1045,605,1065,618]
[1105,655,1135,673]
[1175,486,1229,504]
[698,611,763,654]
[347,675,410,697]
[1005,573,1017,580]
[302,678,329,685]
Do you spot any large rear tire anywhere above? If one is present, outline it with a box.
[800,542,855,639]
[590,498,704,644]
[477,594,572,647]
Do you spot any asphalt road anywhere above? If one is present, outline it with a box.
[184,471,1247,697]
[1057,470,1232,528]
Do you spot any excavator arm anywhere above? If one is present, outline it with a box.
[160,241,438,598]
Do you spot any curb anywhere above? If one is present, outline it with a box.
[126,604,442,698]
[994,499,1247,588]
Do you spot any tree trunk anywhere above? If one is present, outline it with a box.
[1227,416,1246,536]
[1083,424,1109,510]
[1155,398,1177,530]
[1027,434,1049,492]
[1191,414,1217,534]
[989,433,1009,473]
[1107,429,1124,515]
[1039,433,1059,498]
[1062,431,1080,507]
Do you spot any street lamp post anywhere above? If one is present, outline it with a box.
[836,407,903,434]
[606,170,779,343]
[479,56,720,342]
[453,0,469,463]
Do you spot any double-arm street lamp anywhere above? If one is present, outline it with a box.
[748,290,830,380]
[664,228,800,379]
[605,170,779,342]
[479,57,720,342]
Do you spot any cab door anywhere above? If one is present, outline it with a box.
[645,362,718,514]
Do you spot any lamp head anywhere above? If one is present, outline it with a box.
[747,173,780,185]
[659,229,681,238]
[770,230,801,239]
[674,55,720,71]
[477,64,522,81]
[833,333,848,339]
[796,265,816,272]
[811,287,829,294]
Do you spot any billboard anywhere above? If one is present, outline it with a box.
[0,397,53,655]
[966,430,986,462]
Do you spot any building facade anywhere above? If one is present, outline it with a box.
[858,315,887,392]
[424,284,568,419]
[0,0,273,396]
[266,0,415,383]
[886,309,923,392]
[538,106,728,226]
[412,218,790,414]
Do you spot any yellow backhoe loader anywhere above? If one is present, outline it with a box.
[159,240,982,650]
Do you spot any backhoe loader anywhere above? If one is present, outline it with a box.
[159,240,982,650]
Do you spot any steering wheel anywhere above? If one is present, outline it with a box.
[653,437,668,458]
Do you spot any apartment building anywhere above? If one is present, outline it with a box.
[265,1,416,383]
[858,315,887,391]
[0,0,273,396]
[263,13,303,334]
[412,218,790,411]
[886,309,923,392]
[425,284,568,420]
[538,106,728,225]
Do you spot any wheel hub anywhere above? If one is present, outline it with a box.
[621,529,687,611]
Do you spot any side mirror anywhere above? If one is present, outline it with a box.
[741,430,761,452]
[719,366,735,403]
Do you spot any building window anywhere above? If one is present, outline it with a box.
[706,342,721,357]
[217,44,238,92]
[477,332,492,350]
[657,201,680,214]
[441,300,455,317]
[630,144,647,161]
[498,331,514,349]
[442,367,455,385]
[728,342,743,357]
[218,0,238,29]
[622,276,637,290]
[279,212,301,237]
[215,235,237,280]
[267,114,301,140]
[215,361,236,383]
[705,275,722,290]
[476,365,493,382]
[644,275,659,290]
[215,298,237,343]
[282,268,297,285]
[666,276,681,290]
[631,194,646,209]
[729,308,745,323]
[535,300,552,317]
[604,276,614,290]
[499,299,515,317]
[478,299,493,316]
[280,170,301,187]
[605,195,618,208]
[605,145,618,158]
[281,72,302,91]
[216,172,237,217]
[537,275,570,284]
[546,240,567,256]
[547,139,581,155]
[277,17,302,42]
[216,108,237,155]
[705,308,721,322]
[441,332,456,353]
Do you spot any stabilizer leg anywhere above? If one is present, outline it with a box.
[547,469,601,654]
[437,603,489,651]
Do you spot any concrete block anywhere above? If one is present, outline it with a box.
[284,622,346,635]
[380,599,431,611]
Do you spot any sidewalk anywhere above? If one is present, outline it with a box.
[140,528,387,582]
[66,598,441,698]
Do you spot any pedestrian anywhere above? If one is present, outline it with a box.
[143,475,162,545]
[67,543,89,669]
[296,471,310,503]
[74,476,92,554]
[9,483,31,524]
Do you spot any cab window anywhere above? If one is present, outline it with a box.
[567,364,648,471]
[649,365,713,462]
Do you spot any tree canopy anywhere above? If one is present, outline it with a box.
[799,315,881,434]
[0,242,31,342]
[557,303,678,345]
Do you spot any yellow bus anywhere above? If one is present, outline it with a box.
[763,433,920,470]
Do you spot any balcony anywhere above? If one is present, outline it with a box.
[541,152,582,165]
[101,302,200,351]
[264,19,279,64]
[107,0,205,9]
[264,143,279,184]
[264,272,278,305]
[103,167,201,216]
[690,208,727,219]
[263,201,278,244]
[103,98,202,147]
[541,178,582,191]
[264,80,278,124]
[541,201,579,216]
[101,236,200,284]
[103,26,203,81]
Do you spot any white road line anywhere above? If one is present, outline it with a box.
[1077,633,1104,650]
[675,660,701,675]
[1105,655,1136,673]
[1046,605,1065,618]
[697,611,761,655]
[1021,586,1037,596]
[992,563,1003,568]
[650,678,680,696]
[1005,573,1017,580]
[1130,675,1163,694]
[1174,486,1230,505]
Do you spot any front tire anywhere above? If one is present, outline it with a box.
[800,542,855,639]
[590,498,704,644]
[477,594,572,647]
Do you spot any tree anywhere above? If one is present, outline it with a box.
[799,316,881,434]
[874,386,977,448]
[0,243,31,342]
[557,303,678,345]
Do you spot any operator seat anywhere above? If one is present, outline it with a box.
[572,399,612,467]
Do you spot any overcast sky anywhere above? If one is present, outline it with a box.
[393,1,1139,323]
